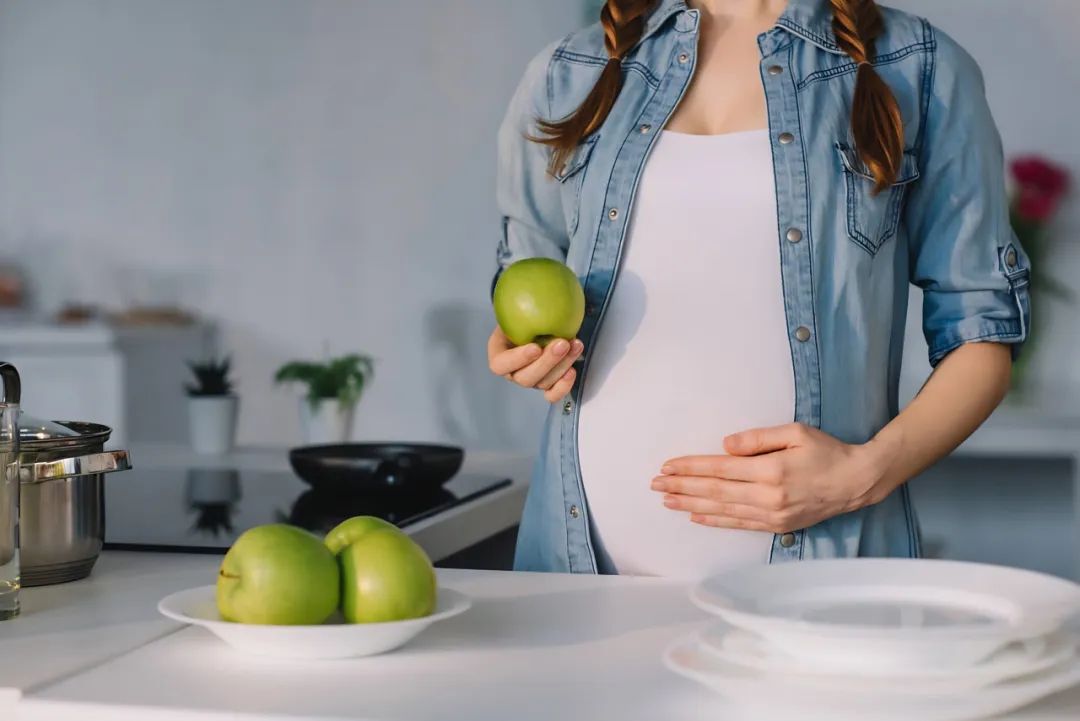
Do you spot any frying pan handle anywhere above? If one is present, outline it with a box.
[375,452,421,487]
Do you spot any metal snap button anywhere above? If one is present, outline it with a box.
[608,208,619,221]
[563,400,574,414]
[569,505,580,519]
[768,65,783,76]
[678,52,690,64]
[794,326,811,342]
[778,132,795,145]
[786,228,803,243]
[1006,249,1018,268]
[639,124,652,134]
[780,532,797,548]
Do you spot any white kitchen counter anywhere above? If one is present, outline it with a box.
[956,406,1080,459]
[5,552,1080,720]
[0,553,220,711]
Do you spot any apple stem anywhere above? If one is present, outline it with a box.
[218,570,240,580]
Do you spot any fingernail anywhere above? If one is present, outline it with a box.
[572,340,584,354]
[650,478,664,491]
[552,339,569,355]
[526,344,542,359]
[661,464,674,475]
[663,495,677,508]
[689,514,703,524]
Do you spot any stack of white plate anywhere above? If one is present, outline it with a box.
[665,559,1080,721]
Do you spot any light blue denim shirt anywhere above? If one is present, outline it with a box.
[495,0,1030,573]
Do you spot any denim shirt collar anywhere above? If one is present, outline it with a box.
[643,0,846,56]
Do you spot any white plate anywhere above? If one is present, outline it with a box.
[691,559,1080,673]
[158,585,471,659]
[698,623,1077,691]
[663,634,1080,721]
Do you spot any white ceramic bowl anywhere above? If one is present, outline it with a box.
[691,559,1080,673]
[663,634,1080,721]
[158,585,471,659]
[697,622,1077,690]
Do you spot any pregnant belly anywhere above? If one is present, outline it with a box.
[576,300,795,579]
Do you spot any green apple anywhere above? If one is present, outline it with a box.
[493,258,585,347]
[338,528,437,623]
[216,524,340,625]
[325,515,401,555]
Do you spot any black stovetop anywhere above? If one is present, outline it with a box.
[103,465,510,553]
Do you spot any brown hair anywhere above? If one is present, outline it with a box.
[534,0,904,193]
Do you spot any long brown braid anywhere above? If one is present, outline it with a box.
[532,0,653,176]
[829,0,904,193]
[534,0,904,193]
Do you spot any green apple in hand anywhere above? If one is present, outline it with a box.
[216,524,340,625]
[338,528,437,623]
[493,258,585,346]
[325,515,400,555]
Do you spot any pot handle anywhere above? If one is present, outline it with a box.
[21,450,132,483]
[0,362,19,405]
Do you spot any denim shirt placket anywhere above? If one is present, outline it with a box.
[559,10,701,573]
[757,27,822,563]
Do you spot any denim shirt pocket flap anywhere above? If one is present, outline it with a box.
[835,143,920,256]
[834,143,920,186]
[553,133,599,183]
[1000,243,1030,289]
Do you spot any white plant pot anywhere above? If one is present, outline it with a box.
[299,398,355,445]
[187,395,239,455]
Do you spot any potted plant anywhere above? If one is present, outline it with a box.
[185,356,239,455]
[274,354,374,444]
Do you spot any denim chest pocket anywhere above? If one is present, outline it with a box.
[554,133,599,237]
[835,143,921,256]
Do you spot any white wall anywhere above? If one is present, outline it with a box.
[0,0,584,448]
[0,1,1076,450]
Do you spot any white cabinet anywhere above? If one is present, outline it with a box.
[0,322,125,443]
[0,320,219,447]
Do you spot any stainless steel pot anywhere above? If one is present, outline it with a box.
[0,362,133,587]
[18,416,131,586]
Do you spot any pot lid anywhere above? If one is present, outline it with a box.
[19,414,84,442]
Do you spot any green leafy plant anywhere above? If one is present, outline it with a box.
[185,356,235,396]
[274,354,374,409]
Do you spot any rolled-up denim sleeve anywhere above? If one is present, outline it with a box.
[905,28,1030,367]
[493,41,569,295]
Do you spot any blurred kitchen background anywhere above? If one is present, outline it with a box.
[0,1,1078,574]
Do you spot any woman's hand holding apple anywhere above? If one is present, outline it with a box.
[489,258,586,402]
[487,326,583,403]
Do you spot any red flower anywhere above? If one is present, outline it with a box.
[1017,189,1056,222]
[1011,156,1069,222]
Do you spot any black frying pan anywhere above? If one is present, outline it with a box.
[288,443,464,493]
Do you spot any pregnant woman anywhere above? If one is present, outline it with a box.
[489,0,1030,578]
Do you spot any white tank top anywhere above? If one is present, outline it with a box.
[577,129,795,580]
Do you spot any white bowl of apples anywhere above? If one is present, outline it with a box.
[158,517,471,659]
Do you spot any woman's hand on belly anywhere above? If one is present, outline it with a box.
[487,326,584,403]
[650,423,889,534]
